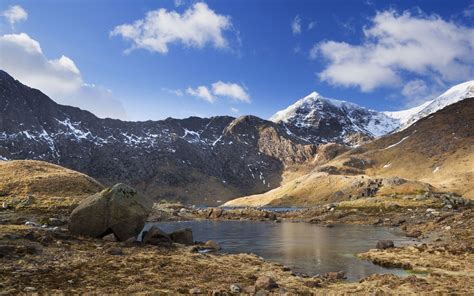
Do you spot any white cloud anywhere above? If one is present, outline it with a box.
[111,2,232,54]
[162,87,183,96]
[307,21,316,30]
[314,10,474,92]
[230,107,239,114]
[291,15,301,35]
[401,79,428,98]
[211,81,250,103]
[186,85,215,103]
[0,33,126,119]
[464,4,474,18]
[2,5,27,26]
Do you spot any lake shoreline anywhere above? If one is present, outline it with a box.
[1,199,473,294]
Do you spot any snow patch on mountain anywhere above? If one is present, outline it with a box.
[385,80,474,130]
[270,81,474,144]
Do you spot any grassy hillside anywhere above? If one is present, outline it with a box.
[0,160,104,209]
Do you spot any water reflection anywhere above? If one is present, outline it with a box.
[145,220,413,281]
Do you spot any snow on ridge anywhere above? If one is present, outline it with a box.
[270,80,473,142]
[385,80,474,131]
[270,91,361,123]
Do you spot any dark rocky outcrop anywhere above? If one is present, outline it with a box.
[68,184,151,241]
[376,240,395,250]
[0,70,317,205]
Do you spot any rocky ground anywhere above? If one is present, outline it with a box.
[1,193,473,294]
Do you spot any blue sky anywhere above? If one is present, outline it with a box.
[0,0,473,120]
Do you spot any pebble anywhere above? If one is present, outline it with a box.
[23,287,37,292]
[230,284,242,293]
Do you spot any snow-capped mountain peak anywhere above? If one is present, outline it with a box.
[384,80,474,130]
[270,80,473,146]
[270,91,399,146]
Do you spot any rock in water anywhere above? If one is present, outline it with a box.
[69,183,151,241]
[169,228,193,245]
[376,240,395,250]
[142,226,173,246]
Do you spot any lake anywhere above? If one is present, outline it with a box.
[144,220,414,281]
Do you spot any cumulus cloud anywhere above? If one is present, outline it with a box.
[110,2,232,54]
[186,85,215,103]
[307,21,316,30]
[2,5,27,26]
[212,81,250,103]
[0,33,126,119]
[313,10,474,92]
[185,81,250,103]
[291,15,301,35]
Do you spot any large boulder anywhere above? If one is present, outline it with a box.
[69,183,151,241]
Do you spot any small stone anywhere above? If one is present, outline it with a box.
[189,287,202,294]
[324,271,346,280]
[255,275,278,291]
[48,218,64,226]
[24,287,37,292]
[230,284,242,293]
[204,240,221,251]
[107,247,123,255]
[102,233,118,242]
[376,240,394,250]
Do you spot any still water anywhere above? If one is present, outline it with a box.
[144,220,413,281]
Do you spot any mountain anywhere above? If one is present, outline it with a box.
[384,80,474,130]
[0,70,316,205]
[270,81,474,145]
[225,97,474,207]
[1,69,472,205]
[270,92,399,146]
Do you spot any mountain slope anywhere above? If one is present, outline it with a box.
[270,81,474,145]
[225,97,474,207]
[0,160,104,209]
[384,80,474,130]
[270,92,399,146]
[0,70,316,205]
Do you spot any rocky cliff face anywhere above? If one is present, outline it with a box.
[0,70,316,205]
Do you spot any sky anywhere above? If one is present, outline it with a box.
[0,0,473,121]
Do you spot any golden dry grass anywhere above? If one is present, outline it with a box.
[0,160,103,209]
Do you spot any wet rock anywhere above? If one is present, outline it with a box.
[142,226,172,246]
[254,275,278,291]
[324,271,346,281]
[376,240,395,250]
[169,228,193,245]
[204,240,221,251]
[69,184,151,241]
